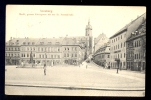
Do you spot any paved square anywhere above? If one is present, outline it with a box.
[5,62,145,96]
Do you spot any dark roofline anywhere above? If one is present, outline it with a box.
[126,33,146,42]
[110,29,127,39]
[110,12,146,39]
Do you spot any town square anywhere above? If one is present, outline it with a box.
[5,5,146,96]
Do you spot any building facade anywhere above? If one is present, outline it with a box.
[94,33,109,53]
[93,41,110,68]
[126,20,146,71]
[110,13,146,70]
[5,20,93,66]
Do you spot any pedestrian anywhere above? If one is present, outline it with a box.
[21,62,24,67]
[43,63,46,75]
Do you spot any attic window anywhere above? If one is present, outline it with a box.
[40,42,44,45]
[56,42,60,45]
[23,42,26,45]
[32,42,35,45]
[48,42,52,44]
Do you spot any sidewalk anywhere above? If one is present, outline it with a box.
[90,61,145,79]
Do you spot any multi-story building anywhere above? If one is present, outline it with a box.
[109,13,146,70]
[62,37,85,65]
[5,37,24,65]
[93,41,110,68]
[94,33,109,53]
[5,20,93,66]
[126,20,146,71]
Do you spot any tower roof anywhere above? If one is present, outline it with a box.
[86,19,92,29]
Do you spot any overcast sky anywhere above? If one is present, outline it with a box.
[6,5,146,42]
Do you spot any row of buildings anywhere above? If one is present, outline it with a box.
[93,12,146,71]
[5,21,93,66]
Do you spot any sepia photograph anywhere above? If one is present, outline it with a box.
[5,5,146,96]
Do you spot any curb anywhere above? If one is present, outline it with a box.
[5,83,145,91]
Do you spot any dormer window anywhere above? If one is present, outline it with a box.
[23,42,26,45]
[32,42,35,45]
[56,42,60,45]
[28,42,30,45]
[16,40,19,42]
[48,42,52,45]
[40,42,44,45]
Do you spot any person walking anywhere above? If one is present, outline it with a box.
[43,63,46,75]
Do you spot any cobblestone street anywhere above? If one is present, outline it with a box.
[5,62,145,96]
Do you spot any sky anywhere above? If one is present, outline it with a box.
[6,5,146,42]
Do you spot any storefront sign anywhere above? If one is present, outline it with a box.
[114,50,121,53]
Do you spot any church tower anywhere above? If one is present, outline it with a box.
[86,19,92,37]
[85,19,93,57]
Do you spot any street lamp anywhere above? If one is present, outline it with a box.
[115,58,120,74]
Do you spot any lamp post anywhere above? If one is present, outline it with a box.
[115,58,120,74]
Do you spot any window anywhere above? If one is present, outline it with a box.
[68,48,69,50]
[124,53,125,58]
[39,54,41,58]
[121,35,122,39]
[33,54,35,57]
[41,48,43,51]
[51,55,53,58]
[121,43,122,48]
[124,42,125,47]
[118,54,119,58]
[22,54,23,57]
[75,47,77,51]
[42,55,44,58]
[27,54,29,57]
[108,55,110,58]
[118,44,119,49]
[135,54,136,59]
[64,54,66,57]
[118,36,120,40]
[121,53,122,58]
[67,54,69,57]
[45,55,47,58]
[38,47,40,51]
[28,42,30,45]
[58,48,60,52]
[32,42,35,45]
[75,54,77,57]
[58,55,60,58]
[24,54,25,57]
[65,48,66,50]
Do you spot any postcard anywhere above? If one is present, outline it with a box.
[5,5,146,96]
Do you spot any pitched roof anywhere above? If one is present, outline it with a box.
[110,12,146,39]
[127,20,146,42]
